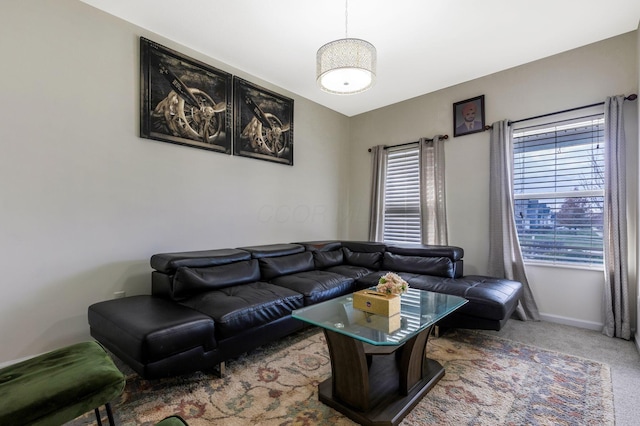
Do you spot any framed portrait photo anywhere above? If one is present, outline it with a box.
[233,77,294,166]
[140,37,232,154]
[453,95,485,137]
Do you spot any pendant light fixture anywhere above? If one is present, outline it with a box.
[316,0,376,95]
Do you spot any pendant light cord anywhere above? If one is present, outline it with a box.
[345,0,349,38]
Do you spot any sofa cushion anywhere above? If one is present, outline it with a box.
[173,259,260,300]
[180,282,304,340]
[270,271,354,305]
[382,252,455,278]
[342,247,382,269]
[313,249,344,269]
[259,252,315,280]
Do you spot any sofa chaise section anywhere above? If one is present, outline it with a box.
[88,295,217,379]
[348,244,522,330]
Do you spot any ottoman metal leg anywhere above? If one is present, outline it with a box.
[94,402,117,426]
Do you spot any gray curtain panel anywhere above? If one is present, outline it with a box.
[602,96,631,340]
[488,120,540,321]
[368,145,387,242]
[419,136,448,245]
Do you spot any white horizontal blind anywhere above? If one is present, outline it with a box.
[513,115,604,266]
[383,146,421,243]
[385,290,423,342]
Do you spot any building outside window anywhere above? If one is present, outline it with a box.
[513,115,605,267]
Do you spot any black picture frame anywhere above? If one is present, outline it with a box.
[233,77,294,166]
[140,37,232,154]
[453,95,485,137]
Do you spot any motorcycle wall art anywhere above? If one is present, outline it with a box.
[234,77,293,166]
[140,37,232,154]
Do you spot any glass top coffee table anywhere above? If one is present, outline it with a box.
[292,288,467,426]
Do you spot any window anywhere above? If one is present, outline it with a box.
[513,115,604,267]
[382,146,421,243]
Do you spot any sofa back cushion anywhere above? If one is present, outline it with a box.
[259,252,315,281]
[343,247,382,270]
[382,252,454,278]
[173,259,260,300]
[313,250,344,269]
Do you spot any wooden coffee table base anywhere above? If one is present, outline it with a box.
[319,326,444,426]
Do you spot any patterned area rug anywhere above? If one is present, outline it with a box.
[68,329,613,426]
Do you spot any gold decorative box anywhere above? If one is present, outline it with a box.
[353,290,401,317]
[356,312,402,333]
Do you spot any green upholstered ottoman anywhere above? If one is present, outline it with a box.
[0,341,125,426]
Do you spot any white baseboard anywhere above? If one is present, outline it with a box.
[539,312,603,331]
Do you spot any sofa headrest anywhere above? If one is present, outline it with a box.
[385,243,464,262]
[294,240,342,252]
[340,241,386,253]
[237,243,305,259]
[382,252,455,278]
[151,248,251,274]
[342,247,382,270]
[313,249,344,269]
[259,252,315,280]
[172,259,261,300]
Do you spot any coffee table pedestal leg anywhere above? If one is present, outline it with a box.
[319,326,444,426]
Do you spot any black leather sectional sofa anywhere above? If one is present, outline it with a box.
[88,241,523,379]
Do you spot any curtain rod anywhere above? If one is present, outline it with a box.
[367,134,449,152]
[508,94,637,126]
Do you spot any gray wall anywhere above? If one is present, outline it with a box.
[0,0,349,363]
[347,32,639,330]
[1,0,637,364]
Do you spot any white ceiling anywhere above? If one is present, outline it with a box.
[80,0,640,117]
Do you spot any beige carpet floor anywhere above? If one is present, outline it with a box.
[68,326,614,425]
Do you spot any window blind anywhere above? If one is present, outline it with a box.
[513,115,604,266]
[383,147,421,243]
